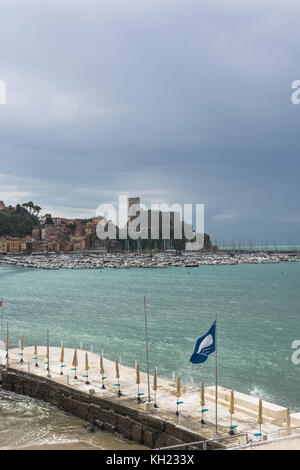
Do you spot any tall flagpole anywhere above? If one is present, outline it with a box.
[215,312,218,434]
[0,299,3,343]
[144,296,151,403]
[6,322,9,368]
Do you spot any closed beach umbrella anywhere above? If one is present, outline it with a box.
[46,330,50,377]
[153,369,157,391]
[153,368,158,409]
[100,355,104,375]
[176,376,181,397]
[200,383,206,424]
[115,360,122,397]
[5,325,9,365]
[60,346,64,375]
[115,359,120,378]
[72,349,78,367]
[176,376,181,416]
[286,408,291,436]
[72,349,78,379]
[136,363,140,384]
[84,352,90,384]
[229,390,235,434]
[100,355,106,389]
[200,383,205,407]
[257,399,263,424]
[46,343,50,371]
[20,336,24,363]
[257,398,263,437]
[229,390,235,415]
[34,340,38,367]
[136,363,142,402]
[60,346,64,363]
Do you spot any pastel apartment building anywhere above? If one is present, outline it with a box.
[0,238,7,253]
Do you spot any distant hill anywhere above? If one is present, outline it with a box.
[0,204,40,238]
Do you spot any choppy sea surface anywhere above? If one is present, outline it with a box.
[0,263,299,447]
[0,389,143,450]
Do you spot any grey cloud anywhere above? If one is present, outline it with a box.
[0,0,299,243]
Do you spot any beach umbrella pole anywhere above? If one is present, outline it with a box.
[20,337,24,363]
[201,407,205,424]
[46,330,51,378]
[153,390,158,409]
[34,341,38,367]
[84,352,90,384]
[144,297,151,403]
[229,414,235,435]
[115,360,122,396]
[137,384,142,402]
[6,323,9,367]
[72,349,78,379]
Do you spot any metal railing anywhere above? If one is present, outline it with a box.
[154,433,249,450]
[227,431,300,450]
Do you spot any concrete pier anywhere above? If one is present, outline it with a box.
[0,346,296,449]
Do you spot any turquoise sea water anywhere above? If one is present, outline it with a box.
[219,245,300,251]
[1,263,300,411]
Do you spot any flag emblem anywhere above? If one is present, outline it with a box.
[190,321,216,364]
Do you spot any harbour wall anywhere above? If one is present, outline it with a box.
[0,366,220,449]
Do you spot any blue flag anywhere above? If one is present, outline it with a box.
[189,321,216,364]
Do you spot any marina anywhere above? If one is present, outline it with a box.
[0,251,299,270]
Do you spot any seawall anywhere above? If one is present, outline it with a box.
[0,366,220,449]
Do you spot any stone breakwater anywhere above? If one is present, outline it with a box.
[0,366,221,450]
[0,251,299,270]
[0,347,294,450]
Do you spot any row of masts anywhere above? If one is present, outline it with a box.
[214,239,299,252]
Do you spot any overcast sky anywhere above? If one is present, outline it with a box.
[0,0,299,244]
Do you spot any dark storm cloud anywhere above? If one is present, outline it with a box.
[0,0,300,242]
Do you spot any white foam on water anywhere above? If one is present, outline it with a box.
[250,385,273,402]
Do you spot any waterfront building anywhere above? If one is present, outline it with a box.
[47,240,61,253]
[84,222,97,236]
[0,238,7,253]
[32,228,41,240]
[70,236,91,252]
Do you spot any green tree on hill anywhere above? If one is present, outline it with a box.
[0,203,41,238]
